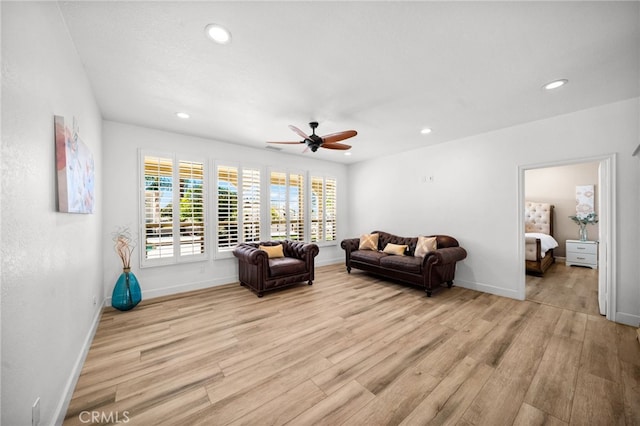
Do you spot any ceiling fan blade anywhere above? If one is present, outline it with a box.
[320,130,357,144]
[288,125,310,140]
[321,142,352,150]
[267,141,304,144]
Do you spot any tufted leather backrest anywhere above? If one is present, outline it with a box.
[525,202,554,235]
[371,231,459,255]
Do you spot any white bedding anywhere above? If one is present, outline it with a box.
[525,232,559,257]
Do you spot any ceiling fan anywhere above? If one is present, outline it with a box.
[268,122,357,152]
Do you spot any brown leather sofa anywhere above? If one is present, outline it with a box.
[233,240,319,297]
[341,231,467,297]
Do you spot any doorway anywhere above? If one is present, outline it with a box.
[518,154,616,321]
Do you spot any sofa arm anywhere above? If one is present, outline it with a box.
[341,238,360,254]
[232,244,268,265]
[424,246,467,267]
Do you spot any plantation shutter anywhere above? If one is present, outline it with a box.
[179,160,205,256]
[325,178,337,241]
[217,165,239,250]
[242,168,261,243]
[270,171,287,240]
[289,173,305,241]
[311,177,324,242]
[143,156,174,261]
[269,171,305,241]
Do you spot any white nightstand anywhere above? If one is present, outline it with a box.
[566,240,598,269]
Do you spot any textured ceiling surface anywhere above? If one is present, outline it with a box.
[58,1,640,163]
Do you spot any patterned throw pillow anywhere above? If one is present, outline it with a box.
[414,236,437,258]
[359,233,379,251]
[383,243,408,256]
[259,244,284,258]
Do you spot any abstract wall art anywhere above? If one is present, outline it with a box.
[575,184,595,218]
[54,115,95,213]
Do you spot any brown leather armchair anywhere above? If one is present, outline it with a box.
[232,240,320,297]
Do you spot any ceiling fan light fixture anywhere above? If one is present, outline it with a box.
[205,24,231,44]
[543,79,568,90]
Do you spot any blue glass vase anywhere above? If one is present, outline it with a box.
[111,268,141,311]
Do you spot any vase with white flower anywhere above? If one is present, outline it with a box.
[111,226,142,311]
[569,212,598,242]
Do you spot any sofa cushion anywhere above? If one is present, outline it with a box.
[359,233,379,250]
[383,243,408,256]
[379,255,423,274]
[414,236,437,258]
[351,249,387,265]
[268,257,306,277]
[260,244,284,258]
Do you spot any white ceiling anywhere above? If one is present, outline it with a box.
[58,1,640,164]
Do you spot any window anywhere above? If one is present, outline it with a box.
[179,161,205,256]
[242,168,261,243]
[269,170,305,241]
[141,153,207,266]
[140,154,338,266]
[216,164,261,253]
[216,165,238,250]
[311,176,337,243]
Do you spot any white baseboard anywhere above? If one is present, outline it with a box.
[54,302,104,426]
[106,259,344,306]
[615,311,640,327]
[454,278,522,300]
[316,257,343,267]
[106,275,237,305]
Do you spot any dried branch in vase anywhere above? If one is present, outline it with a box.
[112,226,137,269]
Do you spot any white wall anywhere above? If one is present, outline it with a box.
[1,2,104,425]
[347,98,640,326]
[102,121,348,301]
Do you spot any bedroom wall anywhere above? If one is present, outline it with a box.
[102,121,348,301]
[525,162,600,257]
[347,97,640,326]
[1,2,104,425]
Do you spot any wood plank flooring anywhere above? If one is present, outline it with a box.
[525,260,599,316]
[64,264,640,425]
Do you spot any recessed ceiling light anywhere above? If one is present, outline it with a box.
[420,128,432,135]
[344,152,352,156]
[205,24,231,44]
[176,112,190,119]
[543,79,568,90]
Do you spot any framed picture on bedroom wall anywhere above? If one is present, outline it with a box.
[54,115,95,214]
[575,184,595,217]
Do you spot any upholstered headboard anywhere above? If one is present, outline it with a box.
[525,202,554,235]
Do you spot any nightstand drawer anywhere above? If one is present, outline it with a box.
[567,242,597,255]
[566,252,597,265]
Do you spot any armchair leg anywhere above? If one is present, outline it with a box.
[426,289,432,297]
[447,281,453,288]
[347,266,351,273]
[257,292,263,298]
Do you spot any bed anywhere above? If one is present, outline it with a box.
[525,201,558,275]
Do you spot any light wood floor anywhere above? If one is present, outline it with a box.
[526,260,600,316]
[65,264,640,425]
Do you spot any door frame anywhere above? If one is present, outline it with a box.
[517,153,616,321]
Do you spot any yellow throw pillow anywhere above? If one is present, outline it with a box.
[259,244,284,258]
[359,233,379,251]
[383,243,408,256]
[414,236,437,258]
